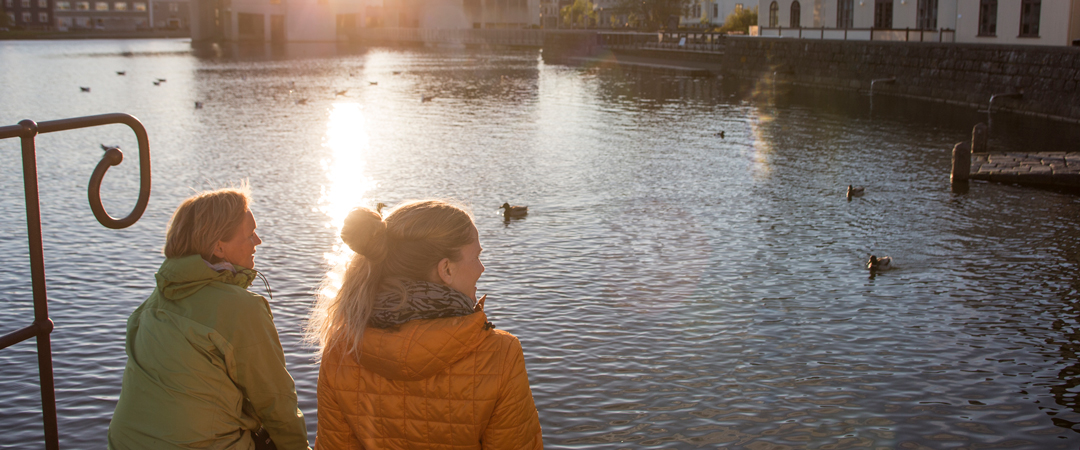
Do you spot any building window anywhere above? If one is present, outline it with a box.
[21,0,29,7]
[37,0,46,7]
[874,0,892,28]
[21,11,31,22]
[56,1,69,9]
[978,0,996,36]
[76,16,89,26]
[6,12,15,24]
[1019,0,1040,37]
[133,1,144,10]
[113,1,125,10]
[768,1,778,27]
[916,0,936,29]
[168,2,177,11]
[5,0,11,8]
[790,1,800,27]
[837,0,853,28]
[713,5,718,17]
[38,11,46,21]
[95,1,107,10]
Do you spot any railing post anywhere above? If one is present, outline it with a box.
[16,120,61,450]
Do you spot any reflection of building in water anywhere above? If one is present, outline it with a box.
[192,0,537,42]
[759,0,1079,47]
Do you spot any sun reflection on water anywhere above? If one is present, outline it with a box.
[318,102,377,295]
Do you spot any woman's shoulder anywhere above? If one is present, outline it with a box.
[474,326,525,361]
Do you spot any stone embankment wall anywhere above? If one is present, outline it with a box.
[722,37,1080,123]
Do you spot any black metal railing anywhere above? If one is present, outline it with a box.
[0,113,151,450]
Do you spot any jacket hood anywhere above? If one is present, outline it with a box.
[358,311,491,382]
[155,254,256,301]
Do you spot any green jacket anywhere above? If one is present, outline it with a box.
[108,255,310,450]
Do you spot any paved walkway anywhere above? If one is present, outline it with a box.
[971,152,1080,189]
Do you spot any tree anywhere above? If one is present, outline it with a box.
[612,0,689,31]
[561,0,598,28]
[718,5,757,34]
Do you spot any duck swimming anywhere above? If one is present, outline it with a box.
[846,185,865,200]
[866,255,893,271]
[500,203,528,219]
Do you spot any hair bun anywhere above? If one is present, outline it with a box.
[340,207,388,261]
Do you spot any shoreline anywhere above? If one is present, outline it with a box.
[0,30,190,40]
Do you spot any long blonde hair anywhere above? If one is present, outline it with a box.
[307,200,476,358]
[164,186,251,261]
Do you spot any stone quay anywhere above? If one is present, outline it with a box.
[952,124,1080,191]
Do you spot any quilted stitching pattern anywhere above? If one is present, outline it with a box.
[316,312,543,449]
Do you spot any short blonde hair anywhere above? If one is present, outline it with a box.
[164,186,251,261]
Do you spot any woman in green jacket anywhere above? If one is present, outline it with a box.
[108,187,310,450]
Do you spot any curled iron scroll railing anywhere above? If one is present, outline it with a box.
[0,112,151,450]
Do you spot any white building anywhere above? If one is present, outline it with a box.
[756,0,1080,46]
[192,0,539,42]
[681,0,752,28]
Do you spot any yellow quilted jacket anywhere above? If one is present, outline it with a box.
[315,311,543,449]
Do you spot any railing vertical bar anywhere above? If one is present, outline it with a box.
[18,120,61,450]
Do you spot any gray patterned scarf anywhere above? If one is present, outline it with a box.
[369,280,477,329]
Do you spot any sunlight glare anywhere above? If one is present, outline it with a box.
[318,102,377,297]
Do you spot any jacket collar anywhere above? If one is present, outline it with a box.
[358,311,490,381]
[155,254,256,301]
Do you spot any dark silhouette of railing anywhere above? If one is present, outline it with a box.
[0,113,151,450]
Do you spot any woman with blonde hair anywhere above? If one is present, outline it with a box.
[109,187,310,450]
[309,200,542,449]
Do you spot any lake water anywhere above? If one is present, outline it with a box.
[2,38,1080,449]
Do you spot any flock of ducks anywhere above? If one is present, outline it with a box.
[87,68,433,109]
[81,72,166,92]
[846,184,894,273]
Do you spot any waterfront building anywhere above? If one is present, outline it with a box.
[3,0,52,30]
[192,0,538,42]
[755,0,1080,46]
[52,0,150,30]
[680,0,750,28]
[151,0,189,28]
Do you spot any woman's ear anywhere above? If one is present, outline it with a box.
[436,257,453,285]
[211,241,225,260]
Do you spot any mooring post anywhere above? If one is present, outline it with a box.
[952,141,971,184]
[971,122,988,153]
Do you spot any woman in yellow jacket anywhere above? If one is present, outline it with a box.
[308,200,543,449]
